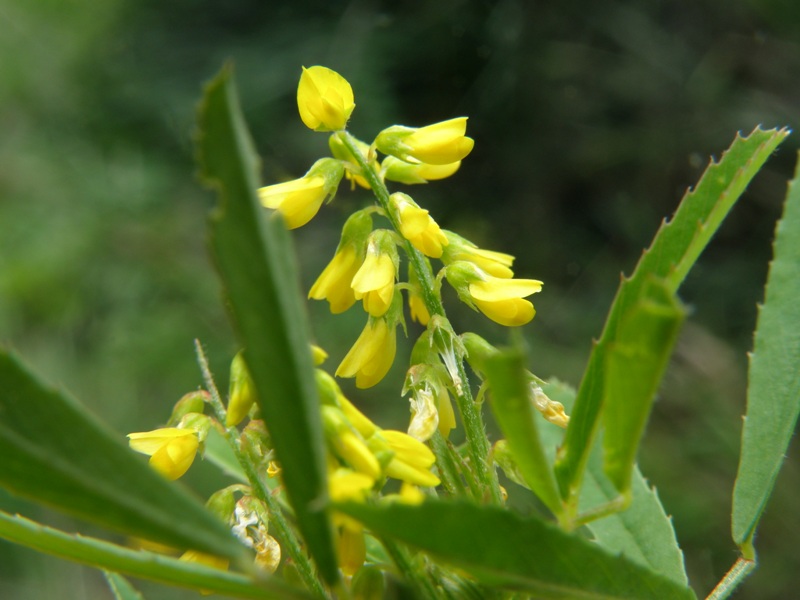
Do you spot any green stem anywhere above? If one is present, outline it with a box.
[381,537,442,599]
[705,557,756,600]
[429,431,467,498]
[195,341,329,599]
[336,132,502,505]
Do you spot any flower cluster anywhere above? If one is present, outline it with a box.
[258,65,543,395]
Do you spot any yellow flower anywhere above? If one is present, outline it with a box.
[445,262,542,327]
[258,158,343,229]
[350,231,397,318]
[309,245,362,313]
[128,428,199,480]
[442,231,515,278]
[297,66,355,131]
[382,156,462,184]
[309,210,372,313]
[469,276,543,327]
[375,117,474,165]
[258,175,326,229]
[391,193,448,258]
[381,430,441,487]
[336,317,397,388]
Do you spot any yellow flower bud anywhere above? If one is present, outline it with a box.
[381,430,440,488]
[407,263,431,326]
[296,66,355,132]
[322,406,382,480]
[128,428,199,480]
[391,193,449,258]
[227,352,256,427]
[336,317,397,389]
[337,524,366,576]
[338,395,379,439]
[375,118,474,165]
[258,158,343,229]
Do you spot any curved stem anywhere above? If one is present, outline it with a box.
[336,133,502,505]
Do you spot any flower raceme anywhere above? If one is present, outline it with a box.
[375,117,474,165]
[258,158,344,229]
[391,192,449,259]
[446,261,543,327]
[128,427,199,480]
[297,65,355,132]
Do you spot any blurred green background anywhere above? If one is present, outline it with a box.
[1,0,799,597]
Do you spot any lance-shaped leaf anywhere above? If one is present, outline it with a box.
[556,127,789,503]
[603,278,685,493]
[337,500,696,599]
[484,349,563,517]
[0,511,311,600]
[542,380,689,586]
[196,65,337,582]
[0,350,245,560]
[733,154,800,556]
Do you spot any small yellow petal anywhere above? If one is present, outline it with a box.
[469,278,543,301]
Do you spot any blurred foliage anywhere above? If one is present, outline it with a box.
[1,0,798,597]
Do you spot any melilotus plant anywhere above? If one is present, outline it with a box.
[0,64,797,600]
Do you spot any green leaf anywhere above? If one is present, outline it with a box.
[203,425,247,483]
[556,127,789,503]
[196,64,337,582]
[337,500,696,599]
[732,152,800,553]
[0,511,311,600]
[484,348,562,517]
[103,571,145,600]
[0,350,245,560]
[602,278,685,493]
[543,380,689,586]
